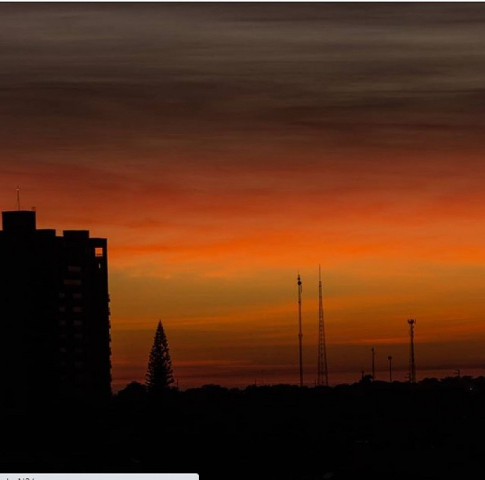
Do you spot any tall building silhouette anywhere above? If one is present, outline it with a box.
[0,210,111,403]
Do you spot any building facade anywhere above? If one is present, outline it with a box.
[0,210,111,403]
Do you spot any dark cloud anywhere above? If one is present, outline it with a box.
[1,3,485,158]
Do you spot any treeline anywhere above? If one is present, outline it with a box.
[2,378,485,479]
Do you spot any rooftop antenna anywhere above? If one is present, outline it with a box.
[297,273,303,387]
[408,319,416,383]
[16,185,21,211]
[317,265,329,386]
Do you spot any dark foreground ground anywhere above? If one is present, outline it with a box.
[1,377,485,479]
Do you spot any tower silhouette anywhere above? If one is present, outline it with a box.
[297,274,303,387]
[408,319,416,383]
[371,347,376,381]
[317,266,328,386]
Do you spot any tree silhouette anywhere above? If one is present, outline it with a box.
[146,320,174,392]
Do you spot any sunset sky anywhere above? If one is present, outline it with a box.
[2,3,485,389]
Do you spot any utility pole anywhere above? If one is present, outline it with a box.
[371,347,376,381]
[388,355,393,382]
[408,319,416,383]
[317,266,329,386]
[297,274,303,387]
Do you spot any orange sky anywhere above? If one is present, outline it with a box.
[2,4,485,389]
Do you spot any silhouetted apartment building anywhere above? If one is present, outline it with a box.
[0,210,111,403]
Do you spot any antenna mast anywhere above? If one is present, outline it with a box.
[317,265,329,386]
[371,347,376,381]
[408,319,416,383]
[16,185,21,211]
[297,273,303,387]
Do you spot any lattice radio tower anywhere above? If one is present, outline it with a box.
[408,318,416,383]
[317,266,329,386]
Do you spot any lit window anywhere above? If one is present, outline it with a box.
[95,247,103,257]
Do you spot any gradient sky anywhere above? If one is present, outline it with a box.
[2,3,485,389]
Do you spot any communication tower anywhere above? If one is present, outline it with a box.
[297,274,303,387]
[317,266,328,386]
[408,319,416,383]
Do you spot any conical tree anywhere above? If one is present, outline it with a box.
[146,320,174,392]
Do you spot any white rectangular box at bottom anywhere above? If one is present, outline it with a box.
[1,475,198,480]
